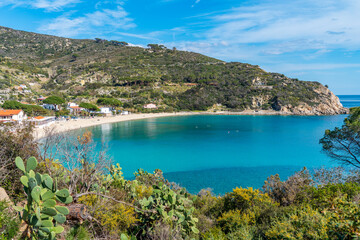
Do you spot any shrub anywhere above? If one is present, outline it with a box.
[262,168,313,206]
[264,205,329,240]
[0,201,20,239]
[136,182,199,238]
[217,210,256,233]
[222,187,274,213]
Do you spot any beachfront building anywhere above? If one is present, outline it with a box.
[0,109,27,123]
[28,116,56,127]
[100,107,112,116]
[67,102,78,107]
[68,106,84,115]
[143,103,157,109]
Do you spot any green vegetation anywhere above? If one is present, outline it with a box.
[0,109,359,239]
[13,156,71,239]
[79,102,100,112]
[2,100,49,116]
[0,26,343,114]
[0,201,19,239]
[43,96,65,111]
[97,98,122,108]
[320,106,360,168]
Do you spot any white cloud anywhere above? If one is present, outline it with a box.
[39,6,136,37]
[191,0,200,7]
[0,0,80,11]
[170,0,360,63]
[115,32,157,40]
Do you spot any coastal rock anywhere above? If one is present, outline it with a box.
[280,85,348,115]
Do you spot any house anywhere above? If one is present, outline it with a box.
[19,84,27,89]
[143,103,157,109]
[67,102,78,107]
[43,104,59,111]
[100,107,112,116]
[37,96,47,103]
[0,109,27,122]
[68,106,84,115]
[29,116,56,127]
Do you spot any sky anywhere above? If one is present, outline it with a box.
[0,0,359,94]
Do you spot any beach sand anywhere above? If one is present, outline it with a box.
[34,112,197,139]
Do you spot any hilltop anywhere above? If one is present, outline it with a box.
[0,26,347,115]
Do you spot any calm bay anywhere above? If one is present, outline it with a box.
[84,96,360,194]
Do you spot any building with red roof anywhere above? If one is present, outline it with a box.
[0,109,27,122]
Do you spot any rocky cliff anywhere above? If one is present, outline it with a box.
[280,85,348,115]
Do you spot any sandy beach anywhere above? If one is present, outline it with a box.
[33,110,292,139]
[34,112,197,139]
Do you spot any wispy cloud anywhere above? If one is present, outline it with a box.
[191,0,200,8]
[170,0,360,62]
[0,0,80,11]
[39,5,136,37]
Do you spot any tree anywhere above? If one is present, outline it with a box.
[23,105,48,116]
[147,44,166,52]
[96,98,122,108]
[320,107,360,168]
[2,100,23,109]
[43,96,65,111]
[79,102,100,112]
[2,101,48,116]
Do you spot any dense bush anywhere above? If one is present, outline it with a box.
[2,125,360,239]
[0,201,20,239]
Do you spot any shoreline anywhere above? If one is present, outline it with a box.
[34,112,197,139]
[33,109,344,140]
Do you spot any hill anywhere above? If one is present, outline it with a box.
[0,26,347,115]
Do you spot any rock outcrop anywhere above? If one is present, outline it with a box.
[280,85,348,115]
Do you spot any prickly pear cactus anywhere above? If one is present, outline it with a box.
[137,182,199,236]
[13,157,72,240]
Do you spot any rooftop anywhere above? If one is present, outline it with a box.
[0,109,22,116]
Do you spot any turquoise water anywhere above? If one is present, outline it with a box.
[338,95,360,108]
[83,96,359,195]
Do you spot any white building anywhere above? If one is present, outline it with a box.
[43,104,59,111]
[29,116,56,127]
[67,102,78,107]
[0,109,27,122]
[143,103,157,109]
[68,106,84,115]
[100,107,111,114]
[100,107,112,116]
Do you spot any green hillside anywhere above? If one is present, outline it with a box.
[0,26,347,114]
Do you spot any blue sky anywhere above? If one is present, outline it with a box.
[0,0,359,94]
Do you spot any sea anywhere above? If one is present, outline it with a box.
[85,95,360,195]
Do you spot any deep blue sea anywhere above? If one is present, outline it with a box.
[85,96,360,195]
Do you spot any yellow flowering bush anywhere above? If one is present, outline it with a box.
[78,195,138,236]
[223,187,275,212]
[264,205,329,240]
[217,209,256,233]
